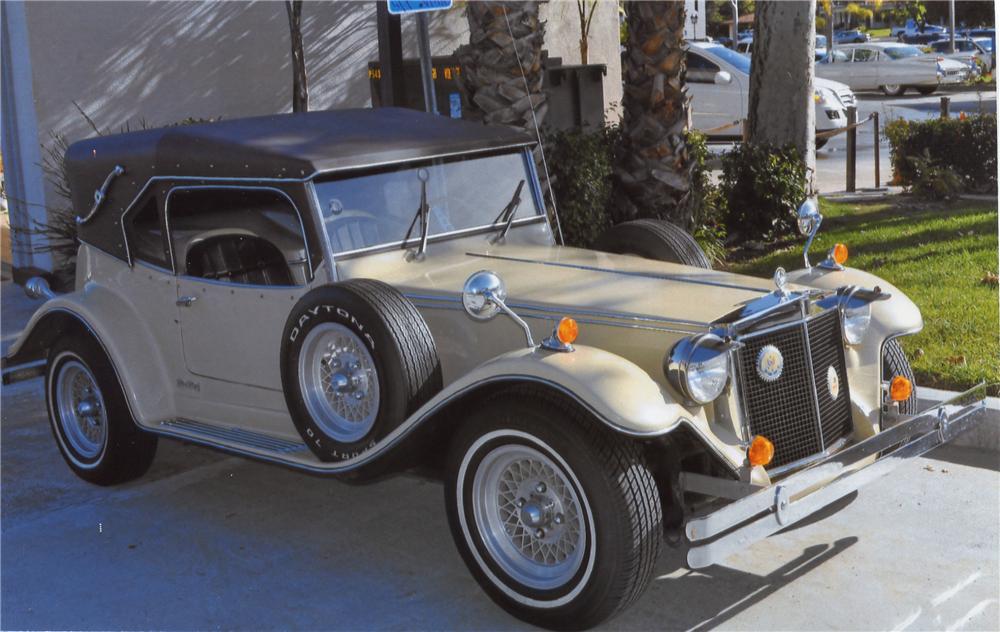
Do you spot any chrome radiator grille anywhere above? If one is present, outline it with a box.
[736,309,853,468]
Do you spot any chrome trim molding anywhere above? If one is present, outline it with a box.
[466,252,773,294]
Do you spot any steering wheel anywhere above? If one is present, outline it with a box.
[325,210,383,252]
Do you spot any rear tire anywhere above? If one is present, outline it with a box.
[445,389,662,629]
[46,336,157,486]
[881,84,906,96]
[594,219,712,269]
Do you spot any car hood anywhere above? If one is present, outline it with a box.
[347,242,782,329]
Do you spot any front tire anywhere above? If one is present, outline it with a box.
[46,336,157,485]
[883,339,918,415]
[445,390,662,629]
[881,84,906,96]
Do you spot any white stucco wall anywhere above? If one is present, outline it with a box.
[6,0,622,271]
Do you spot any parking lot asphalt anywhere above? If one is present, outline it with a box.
[2,366,998,630]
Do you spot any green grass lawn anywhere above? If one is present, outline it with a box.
[724,197,999,393]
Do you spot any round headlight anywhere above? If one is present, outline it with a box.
[666,334,731,404]
[842,302,871,345]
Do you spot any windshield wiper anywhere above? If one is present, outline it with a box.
[403,169,431,260]
[488,179,526,245]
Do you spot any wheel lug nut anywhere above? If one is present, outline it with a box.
[534,528,545,539]
[515,498,525,508]
[353,391,364,400]
[535,482,546,494]
[554,513,564,525]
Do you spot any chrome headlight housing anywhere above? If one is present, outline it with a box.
[665,334,731,404]
[842,301,872,345]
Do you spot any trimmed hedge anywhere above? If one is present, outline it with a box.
[719,143,808,241]
[885,114,997,194]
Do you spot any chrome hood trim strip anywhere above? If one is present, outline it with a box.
[466,252,772,294]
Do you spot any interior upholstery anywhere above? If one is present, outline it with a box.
[185,234,293,286]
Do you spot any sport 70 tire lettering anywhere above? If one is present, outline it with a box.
[281,279,441,462]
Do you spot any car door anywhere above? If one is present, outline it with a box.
[168,186,314,391]
[849,47,881,89]
[815,49,853,85]
[686,50,740,134]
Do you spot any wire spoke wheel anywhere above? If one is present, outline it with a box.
[472,444,586,591]
[298,322,380,443]
[54,359,109,460]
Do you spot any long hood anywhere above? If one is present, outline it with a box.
[344,242,780,329]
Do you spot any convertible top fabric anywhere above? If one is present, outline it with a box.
[65,108,534,262]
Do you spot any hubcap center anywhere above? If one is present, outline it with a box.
[520,502,548,528]
[76,398,100,419]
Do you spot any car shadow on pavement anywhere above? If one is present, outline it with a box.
[614,537,858,630]
[927,445,1000,472]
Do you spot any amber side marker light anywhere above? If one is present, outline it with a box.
[890,375,912,402]
[748,435,774,467]
[832,243,849,265]
[556,317,579,345]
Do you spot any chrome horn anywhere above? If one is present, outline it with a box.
[24,277,56,300]
[461,270,535,347]
[797,198,823,269]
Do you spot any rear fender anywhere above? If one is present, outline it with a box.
[3,285,175,424]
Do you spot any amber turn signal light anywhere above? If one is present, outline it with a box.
[890,375,912,402]
[747,435,774,467]
[832,243,849,265]
[556,317,579,345]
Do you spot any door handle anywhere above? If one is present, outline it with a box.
[176,295,198,307]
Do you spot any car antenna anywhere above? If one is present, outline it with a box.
[502,6,565,246]
[403,168,431,261]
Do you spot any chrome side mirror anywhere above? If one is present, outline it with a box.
[714,70,733,85]
[462,270,534,347]
[24,277,55,300]
[797,199,823,268]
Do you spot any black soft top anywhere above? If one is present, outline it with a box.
[65,108,534,262]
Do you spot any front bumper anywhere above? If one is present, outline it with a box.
[685,384,990,569]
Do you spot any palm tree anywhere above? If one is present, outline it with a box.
[456,1,547,128]
[615,1,693,228]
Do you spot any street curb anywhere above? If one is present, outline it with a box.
[821,187,904,201]
[919,386,1000,453]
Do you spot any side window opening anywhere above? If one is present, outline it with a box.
[168,188,308,287]
[126,197,170,268]
[687,52,721,83]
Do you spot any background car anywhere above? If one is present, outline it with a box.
[897,18,948,43]
[817,43,968,96]
[686,42,853,148]
[816,34,829,60]
[835,29,870,44]
[928,38,992,72]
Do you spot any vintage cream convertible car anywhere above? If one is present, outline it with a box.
[3,109,987,629]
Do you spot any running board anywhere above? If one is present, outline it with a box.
[158,418,310,456]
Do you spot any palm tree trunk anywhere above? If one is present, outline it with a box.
[615,1,693,228]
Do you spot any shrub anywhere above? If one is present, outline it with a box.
[719,142,808,242]
[885,114,997,195]
[685,130,727,265]
[543,125,619,248]
[905,149,964,200]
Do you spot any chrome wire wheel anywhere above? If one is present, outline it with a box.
[471,443,587,591]
[297,322,380,443]
[54,359,108,460]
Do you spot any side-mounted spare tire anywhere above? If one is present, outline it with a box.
[594,219,712,269]
[281,279,442,462]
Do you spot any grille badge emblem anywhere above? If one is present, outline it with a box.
[756,345,784,382]
[827,365,840,399]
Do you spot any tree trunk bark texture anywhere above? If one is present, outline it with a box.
[456,1,547,129]
[615,1,693,228]
[747,0,816,178]
[286,0,309,113]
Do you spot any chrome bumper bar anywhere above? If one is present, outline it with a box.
[686,384,990,569]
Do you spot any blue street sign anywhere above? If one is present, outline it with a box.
[387,0,452,15]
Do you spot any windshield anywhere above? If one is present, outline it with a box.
[313,150,542,255]
[699,45,751,74]
[884,46,923,59]
[816,35,827,48]
[974,38,993,52]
